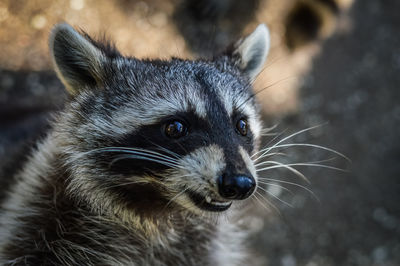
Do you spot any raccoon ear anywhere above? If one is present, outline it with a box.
[49,23,107,95]
[227,24,271,81]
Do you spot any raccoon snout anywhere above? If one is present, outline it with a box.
[217,174,256,200]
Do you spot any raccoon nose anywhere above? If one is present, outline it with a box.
[218,174,256,200]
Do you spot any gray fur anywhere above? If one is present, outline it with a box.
[0,23,269,265]
[231,24,270,81]
[49,24,108,94]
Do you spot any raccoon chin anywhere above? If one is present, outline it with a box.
[187,191,232,212]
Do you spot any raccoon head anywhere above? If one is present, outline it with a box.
[50,23,270,218]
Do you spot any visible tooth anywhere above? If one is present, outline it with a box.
[214,201,230,206]
[205,196,212,203]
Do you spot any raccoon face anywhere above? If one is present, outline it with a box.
[50,23,270,215]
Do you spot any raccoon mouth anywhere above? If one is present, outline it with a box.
[187,191,232,212]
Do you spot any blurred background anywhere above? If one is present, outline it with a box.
[0,0,399,265]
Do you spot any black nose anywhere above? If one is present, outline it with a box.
[218,174,256,200]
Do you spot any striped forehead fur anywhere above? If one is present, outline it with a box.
[62,59,248,137]
[57,58,261,154]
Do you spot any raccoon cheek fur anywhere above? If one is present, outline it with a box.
[0,23,269,265]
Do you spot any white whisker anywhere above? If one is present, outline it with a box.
[253,152,287,163]
[164,183,197,209]
[254,191,281,214]
[257,178,319,201]
[82,147,181,164]
[100,148,181,163]
[252,193,271,212]
[255,160,310,183]
[151,144,182,159]
[109,155,182,169]
[260,124,279,136]
[253,124,326,161]
[265,143,351,162]
[252,128,289,159]
[255,157,338,167]
[257,185,293,207]
[96,180,150,193]
[257,182,293,195]
[256,161,347,173]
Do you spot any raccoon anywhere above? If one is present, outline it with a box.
[0,23,270,265]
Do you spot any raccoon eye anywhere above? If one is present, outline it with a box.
[165,121,187,139]
[236,119,248,136]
